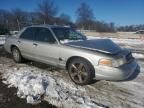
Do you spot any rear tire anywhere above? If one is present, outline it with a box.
[11,47,23,63]
[68,58,95,85]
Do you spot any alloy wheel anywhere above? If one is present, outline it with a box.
[69,63,88,84]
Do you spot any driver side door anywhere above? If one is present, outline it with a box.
[32,27,60,66]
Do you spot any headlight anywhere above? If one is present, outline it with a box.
[113,58,126,67]
[98,58,126,67]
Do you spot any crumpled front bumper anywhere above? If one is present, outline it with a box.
[94,59,140,81]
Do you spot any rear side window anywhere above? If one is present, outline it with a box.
[35,28,56,43]
[20,28,35,40]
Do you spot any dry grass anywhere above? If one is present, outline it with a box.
[84,32,144,39]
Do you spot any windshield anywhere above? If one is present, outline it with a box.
[52,27,86,41]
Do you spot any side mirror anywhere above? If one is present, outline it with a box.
[83,36,87,40]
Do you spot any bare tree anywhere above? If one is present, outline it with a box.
[76,2,94,30]
[0,9,12,29]
[28,12,40,25]
[0,1,116,32]
[37,0,58,24]
[11,8,28,30]
[59,13,71,23]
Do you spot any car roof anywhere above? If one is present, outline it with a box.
[27,25,70,29]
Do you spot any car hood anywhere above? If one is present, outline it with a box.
[64,39,122,55]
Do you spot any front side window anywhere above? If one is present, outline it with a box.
[35,28,56,43]
[20,28,35,40]
[52,27,86,41]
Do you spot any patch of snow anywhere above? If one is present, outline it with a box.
[2,68,48,104]
[132,53,144,59]
[0,36,5,45]
[1,66,106,108]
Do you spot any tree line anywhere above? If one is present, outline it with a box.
[0,0,73,31]
[117,24,144,32]
[0,0,142,32]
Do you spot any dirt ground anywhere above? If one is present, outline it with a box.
[0,78,30,108]
[0,47,56,108]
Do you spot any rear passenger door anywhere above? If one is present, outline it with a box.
[18,27,36,59]
[32,27,60,66]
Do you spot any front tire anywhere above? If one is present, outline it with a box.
[11,47,23,63]
[68,58,95,85]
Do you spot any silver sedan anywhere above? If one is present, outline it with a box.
[4,25,140,85]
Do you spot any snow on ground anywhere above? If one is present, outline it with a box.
[0,64,106,108]
[0,58,144,108]
[88,36,144,45]
[0,36,5,45]
[0,35,144,108]
[2,67,48,104]
[132,53,144,59]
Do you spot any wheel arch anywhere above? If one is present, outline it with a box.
[66,56,96,82]
[10,45,19,52]
[66,56,94,70]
